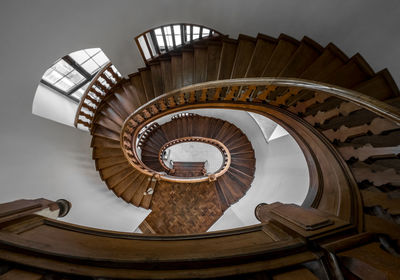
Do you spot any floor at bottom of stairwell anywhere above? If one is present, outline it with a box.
[139,181,223,234]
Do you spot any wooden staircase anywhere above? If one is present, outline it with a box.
[79,31,400,237]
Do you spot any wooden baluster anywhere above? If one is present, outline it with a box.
[338,143,400,161]
[134,114,145,123]
[352,163,400,186]
[209,87,222,101]
[322,117,399,142]
[77,119,90,128]
[94,80,107,93]
[223,86,239,101]
[101,71,114,87]
[157,99,167,111]
[253,85,277,102]
[288,91,330,114]
[270,87,301,106]
[188,91,196,103]
[81,103,96,114]
[85,94,99,106]
[199,88,208,102]
[142,109,151,119]
[305,101,361,126]
[80,111,93,121]
[177,92,186,105]
[167,96,176,107]
[237,85,256,101]
[149,104,159,115]
[89,89,103,100]
[109,65,122,82]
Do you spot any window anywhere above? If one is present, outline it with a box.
[41,48,110,102]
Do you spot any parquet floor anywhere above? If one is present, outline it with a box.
[139,181,223,234]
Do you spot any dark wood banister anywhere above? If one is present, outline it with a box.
[157,136,231,178]
[74,62,121,129]
[120,78,400,185]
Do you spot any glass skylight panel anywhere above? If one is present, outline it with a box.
[193,26,200,40]
[146,33,157,56]
[138,36,151,60]
[81,59,99,75]
[163,26,173,49]
[92,51,109,67]
[173,25,182,46]
[85,48,101,56]
[42,69,63,84]
[55,77,75,91]
[185,25,191,42]
[53,59,74,75]
[69,50,90,64]
[66,70,85,84]
[202,28,210,37]
[154,28,165,50]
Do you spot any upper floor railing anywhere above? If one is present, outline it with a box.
[121,78,400,187]
[74,62,122,130]
[135,23,223,63]
[158,136,230,178]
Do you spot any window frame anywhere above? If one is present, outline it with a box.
[40,50,107,103]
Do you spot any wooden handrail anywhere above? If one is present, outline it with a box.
[158,136,231,178]
[74,62,121,129]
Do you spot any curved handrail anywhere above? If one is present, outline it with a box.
[120,77,400,186]
[134,23,223,63]
[158,136,231,177]
[74,62,122,129]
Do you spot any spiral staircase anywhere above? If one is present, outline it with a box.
[1,24,400,279]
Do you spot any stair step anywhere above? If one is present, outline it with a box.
[95,113,121,134]
[231,34,256,79]
[150,63,164,97]
[100,105,125,127]
[182,49,194,86]
[105,166,135,189]
[118,81,140,113]
[92,125,120,142]
[113,171,141,196]
[131,176,152,206]
[91,136,120,148]
[95,156,127,170]
[217,39,238,80]
[278,36,323,78]
[140,179,158,209]
[245,33,277,77]
[139,68,155,101]
[206,41,223,81]
[194,45,208,83]
[93,147,123,159]
[262,34,300,77]
[100,162,132,180]
[214,180,230,211]
[160,59,173,93]
[106,95,130,120]
[171,55,183,90]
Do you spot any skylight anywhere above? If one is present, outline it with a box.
[41,48,110,102]
[135,24,222,63]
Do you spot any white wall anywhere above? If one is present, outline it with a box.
[0,116,149,232]
[32,84,78,127]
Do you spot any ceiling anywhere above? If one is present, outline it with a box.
[0,0,399,231]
